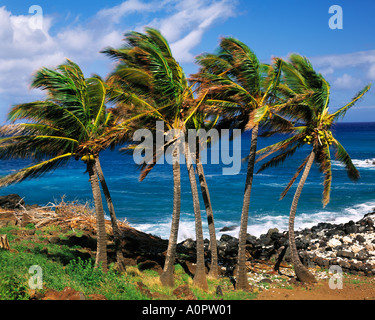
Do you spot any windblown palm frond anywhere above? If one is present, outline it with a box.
[0,153,74,188]
[255,53,371,207]
[0,59,122,187]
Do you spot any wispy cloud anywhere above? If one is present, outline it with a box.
[96,0,160,23]
[311,50,375,87]
[332,73,362,90]
[0,0,238,120]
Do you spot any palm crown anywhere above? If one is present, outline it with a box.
[102,28,210,289]
[194,38,307,135]
[0,59,116,186]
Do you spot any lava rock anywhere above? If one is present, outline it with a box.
[0,194,25,210]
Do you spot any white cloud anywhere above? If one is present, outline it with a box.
[0,1,238,121]
[333,74,362,90]
[96,0,160,24]
[149,0,238,62]
[311,50,375,81]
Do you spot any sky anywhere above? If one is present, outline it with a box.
[0,0,374,122]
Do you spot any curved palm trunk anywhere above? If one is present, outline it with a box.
[288,151,317,283]
[87,160,108,272]
[196,150,219,279]
[160,147,181,287]
[183,129,208,291]
[236,124,259,291]
[94,157,126,272]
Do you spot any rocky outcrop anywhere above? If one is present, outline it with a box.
[2,194,374,278]
[0,211,19,227]
[0,194,25,210]
[174,211,375,277]
[296,212,375,276]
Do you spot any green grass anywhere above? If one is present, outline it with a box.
[0,224,258,301]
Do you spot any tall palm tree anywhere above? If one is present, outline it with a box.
[102,28,209,290]
[188,111,220,279]
[256,54,372,283]
[193,38,289,290]
[0,59,132,272]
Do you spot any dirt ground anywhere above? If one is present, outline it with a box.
[255,274,375,300]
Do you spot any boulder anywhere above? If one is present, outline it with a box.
[21,212,36,227]
[138,260,163,274]
[355,235,366,244]
[266,228,279,237]
[0,194,25,210]
[337,250,354,259]
[344,221,357,234]
[0,211,19,227]
[219,225,237,232]
[327,238,342,248]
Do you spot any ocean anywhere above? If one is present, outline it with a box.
[1,122,374,242]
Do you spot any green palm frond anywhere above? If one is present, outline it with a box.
[0,153,74,188]
[330,84,372,121]
[280,154,311,200]
[256,142,302,174]
[256,133,303,160]
[332,138,360,181]
[8,101,88,140]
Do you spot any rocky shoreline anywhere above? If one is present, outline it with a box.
[1,194,375,279]
[176,210,375,278]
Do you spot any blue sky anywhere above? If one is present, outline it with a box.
[0,0,374,122]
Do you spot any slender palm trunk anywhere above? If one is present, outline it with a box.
[94,157,126,272]
[160,147,181,287]
[236,124,259,291]
[288,151,317,283]
[87,160,108,272]
[196,149,219,279]
[184,128,208,291]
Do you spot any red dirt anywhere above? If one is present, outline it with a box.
[255,274,375,300]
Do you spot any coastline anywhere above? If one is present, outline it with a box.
[1,193,375,277]
[1,193,375,300]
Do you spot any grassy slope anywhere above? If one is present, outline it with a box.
[2,221,374,301]
[0,223,257,300]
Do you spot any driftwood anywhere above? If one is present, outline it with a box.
[0,234,10,250]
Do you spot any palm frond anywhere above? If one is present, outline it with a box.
[280,154,311,200]
[330,84,371,121]
[256,142,301,174]
[332,138,360,181]
[0,153,74,188]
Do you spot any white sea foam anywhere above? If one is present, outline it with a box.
[333,158,375,170]
[128,201,375,241]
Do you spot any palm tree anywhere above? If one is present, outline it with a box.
[0,59,132,272]
[193,38,289,290]
[187,111,220,279]
[102,28,209,290]
[256,54,372,283]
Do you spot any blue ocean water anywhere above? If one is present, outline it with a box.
[1,122,374,241]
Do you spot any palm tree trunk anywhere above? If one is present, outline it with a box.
[196,149,219,279]
[236,124,259,291]
[288,151,317,283]
[183,128,208,291]
[160,147,181,287]
[87,160,108,272]
[94,157,126,272]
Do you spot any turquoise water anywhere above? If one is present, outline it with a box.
[1,122,374,241]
